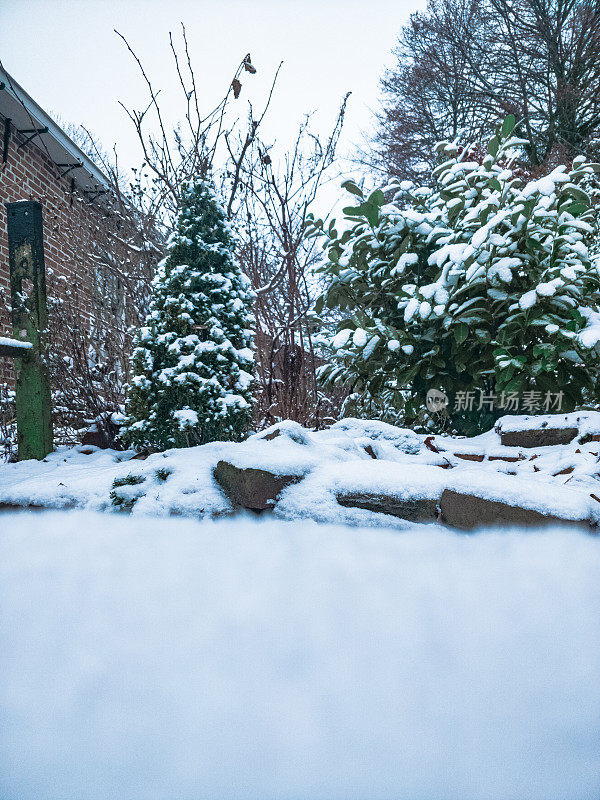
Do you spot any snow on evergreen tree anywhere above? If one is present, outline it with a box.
[122,180,254,450]
[310,117,600,433]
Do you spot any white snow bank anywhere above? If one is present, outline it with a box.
[0,512,599,800]
[0,445,136,510]
[2,413,600,528]
[0,443,234,518]
[328,417,423,451]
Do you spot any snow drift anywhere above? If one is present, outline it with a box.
[0,511,599,800]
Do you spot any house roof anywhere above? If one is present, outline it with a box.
[0,64,112,197]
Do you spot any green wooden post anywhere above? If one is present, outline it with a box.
[5,201,53,460]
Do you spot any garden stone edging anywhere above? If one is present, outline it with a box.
[440,488,592,530]
[213,460,305,511]
[336,492,439,522]
[499,427,579,448]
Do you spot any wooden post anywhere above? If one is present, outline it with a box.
[5,200,53,460]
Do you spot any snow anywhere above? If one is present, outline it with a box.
[218,439,323,477]
[0,336,32,351]
[0,444,233,518]
[173,407,199,428]
[577,308,600,348]
[496,411,600,433]
[3,413,600,527]
[447,468,594,521]
[391,252,418,275]
[1,511,599,800]
[518,289,537,310]
[419,300,432,318]
[352,328,368,347]
[487,257,516,283]
[275,461,449,528]
[522,175,559,197]
[332,328,351,349]
[363,334,379,359]
[404,297,420,323]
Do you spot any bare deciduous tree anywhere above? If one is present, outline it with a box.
[117,26,352,429]
[232,97,350,427]
[369,0,600,180]
[115,25,270,225]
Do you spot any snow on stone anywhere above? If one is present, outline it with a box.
[496,411,600,433]
[275,461,449,528]
[0,512,599,800]
[448,468,594,521]
[2,412,600,528]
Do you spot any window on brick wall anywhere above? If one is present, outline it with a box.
[90,259,126,372]
[91,259,125,329]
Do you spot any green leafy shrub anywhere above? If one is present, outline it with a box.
[310,118,600,434]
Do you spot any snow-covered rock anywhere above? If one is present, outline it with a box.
[495,411,600,447]
[441,478,594,530]
[2,412,600,530]
[213,460,304,510]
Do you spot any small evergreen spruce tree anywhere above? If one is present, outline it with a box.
[122,180,254,451]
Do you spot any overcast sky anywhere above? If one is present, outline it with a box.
[0,0,424,214]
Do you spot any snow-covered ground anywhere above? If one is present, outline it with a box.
[1,415,600,527]
[0,512,598,800]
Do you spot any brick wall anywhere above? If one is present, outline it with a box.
[0,114,158,427]
[0,117,103,382]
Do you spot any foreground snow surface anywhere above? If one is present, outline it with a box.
[1,512,599,800]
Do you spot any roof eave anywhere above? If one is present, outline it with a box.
[0,64,113,197]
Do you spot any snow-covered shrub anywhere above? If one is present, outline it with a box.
[110,474,146,513]
[122,180,255,451]
[310,117,600,433]
[0,384,16,462]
